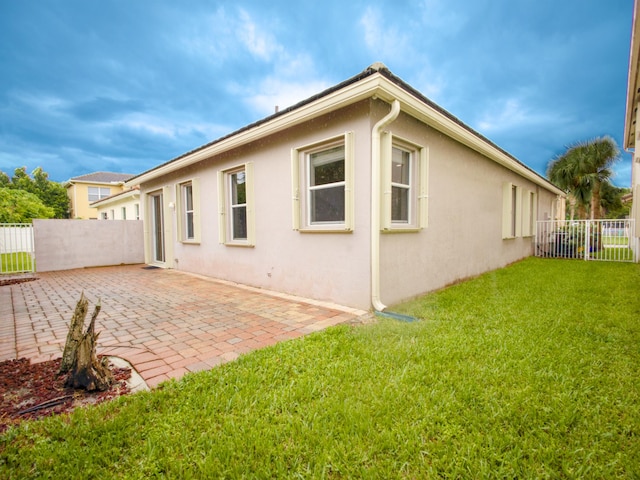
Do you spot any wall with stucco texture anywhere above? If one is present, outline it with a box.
[33,219,144,272]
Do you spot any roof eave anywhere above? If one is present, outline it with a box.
[624,0,640,150]
[128,70,563,196]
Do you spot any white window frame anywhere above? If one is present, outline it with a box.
[134,203,140,220]
[522,189,537,237]
[177,179,201,243]
[502,182,522,239]
[121,206,127,220]
[291,132,354,232]
[88,187,111,202]
[218,164,255,247]
[381,133,429,232]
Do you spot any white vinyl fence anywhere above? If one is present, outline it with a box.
[0,223,35,274]
[535,219,637,263]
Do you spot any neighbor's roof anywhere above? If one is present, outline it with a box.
[127,63,564,196]
[68,171,135,185]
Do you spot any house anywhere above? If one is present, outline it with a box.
[66,171,135,219]
[126,64,564,311]
[91,186,141,220]
[624,0,640,240]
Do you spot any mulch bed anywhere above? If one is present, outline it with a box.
[0,277,37,287]
[0,357,131,434]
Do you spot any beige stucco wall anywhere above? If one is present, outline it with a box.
[33,219,144,272]
[139,99,560,310]
[142,102,374,309]
[377,107,557,306]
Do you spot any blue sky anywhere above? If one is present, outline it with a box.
[0,0,635,186]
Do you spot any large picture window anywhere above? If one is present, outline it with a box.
[381,134,428,231]
[218,164,255,246]
[292,132,354,232]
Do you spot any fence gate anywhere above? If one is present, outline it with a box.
[535,219,637,263]
[0,223,35,274]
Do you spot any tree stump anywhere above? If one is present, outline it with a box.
[59,293,113,391]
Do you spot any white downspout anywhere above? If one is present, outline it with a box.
[371,99,400,311]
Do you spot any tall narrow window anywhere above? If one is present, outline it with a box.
[391,147,411,223]
[502,182,521,239]
[230,169,247,240]
[380,134,428,231]
[218,164,255,246]
[183,183,194,240]
[121,207,127,220]
[177,180,200,243]
[511,185,518,238]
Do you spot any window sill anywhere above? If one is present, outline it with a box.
[180,240,200,245]
[224,242,255,248]
[382,227,421,233]
[298,227,353,234]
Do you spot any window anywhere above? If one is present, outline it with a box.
[381,134,428,231]
[502,182,522,239]
[218,164,254,246]
[121,207,127,220]
[177,180,201,243]
[522,190,537,237]
[110,209,115,220]
[391,146,411,223]
[134,203,140,220]
[292,132,354,232]
[88,187,111,201]
[101,212,108,220]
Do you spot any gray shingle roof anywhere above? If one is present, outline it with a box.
[69,171,135,183]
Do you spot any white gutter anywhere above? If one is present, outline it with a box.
[371,99,400,312]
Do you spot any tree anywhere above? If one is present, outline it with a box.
[600,183,630,219]
[547,136,620,219]
[0,188,55,223]
[0,167,69,219]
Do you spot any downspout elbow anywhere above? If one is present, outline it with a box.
[371,99,401,312]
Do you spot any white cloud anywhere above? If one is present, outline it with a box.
[475,97,567,133]
[232,76,331,118]
[359,7,411,63]
[237,9,282,61]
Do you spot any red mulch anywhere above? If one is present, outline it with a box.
[0,357,131,434]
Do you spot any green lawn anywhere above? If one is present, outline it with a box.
[0,252,33,274]
[1,258,639,478]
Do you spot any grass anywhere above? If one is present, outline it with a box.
[1,258,639,478]
[602,235,629,246]
[0,252,33,274]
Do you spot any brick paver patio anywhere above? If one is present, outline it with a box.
[0,266,367,388]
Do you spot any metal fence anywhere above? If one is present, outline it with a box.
[0,223,35,274]
[535,219,637,263]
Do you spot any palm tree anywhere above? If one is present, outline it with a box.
[547,136,620,219]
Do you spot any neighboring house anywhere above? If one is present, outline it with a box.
[66,171,135,219]
[126,64,565,311]
[624,0,640,237]
[91,186,141,221]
